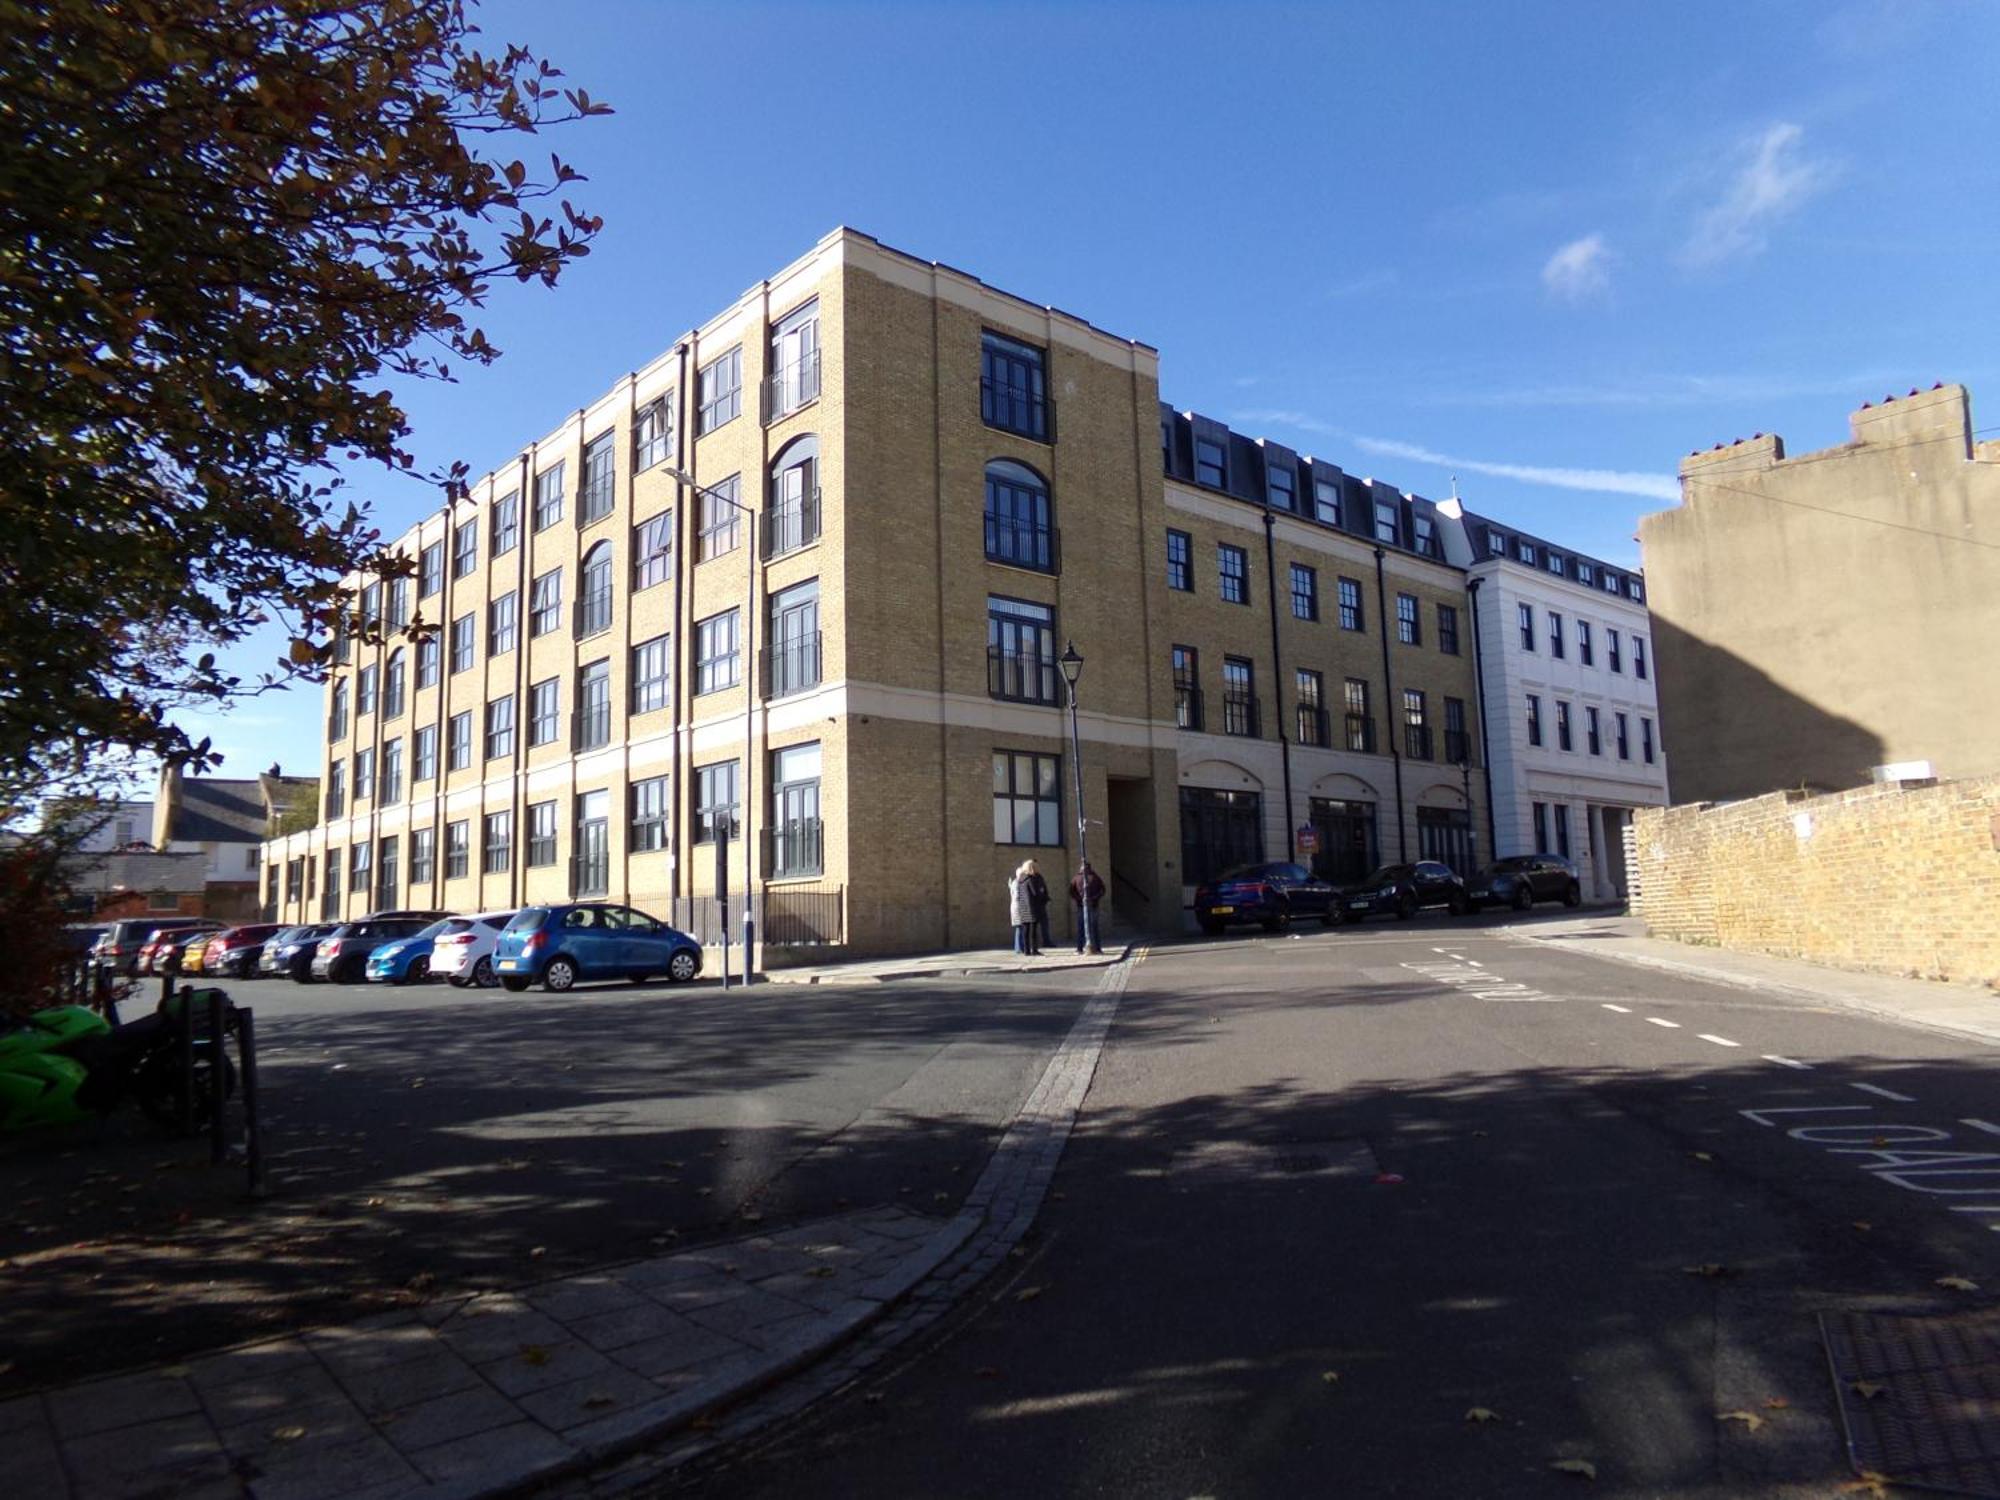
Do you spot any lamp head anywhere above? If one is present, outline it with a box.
[1058,640,1084,689]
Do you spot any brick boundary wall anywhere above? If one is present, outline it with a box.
[1630,775,2000,990]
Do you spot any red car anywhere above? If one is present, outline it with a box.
[200,923,286,978]
[136,921,224,975]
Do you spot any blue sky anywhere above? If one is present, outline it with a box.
[182,0,2000,784]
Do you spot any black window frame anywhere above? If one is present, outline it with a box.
[1526,693,1543,747]
[633,396,674,472]
[695,609,740,696]
[1221,656,1258,738]
[694,760,740,844]
[532,461,565,532]
[1218,544,1249,606]
[1518,602,1535,651]
[447,710,472,772]
[487,592,518,657]
[1172,644,1202,731]
[1555,699,1573,752]
[986,594,1057,706]
[1290,562,1318,621]
[980,329,1050,442]
[634,511,673,590]
[1166,529,1193,592]
[983,459,1057,573]
[1437,603,1459,656]
[1338,576,1364,632]
[491,491,520,556]
[1549,611,1565,660]
[1178,786,1264,887]
[530,567,562,638]
[993,749,1062,847]
[579,429,616,526]
[631,634,671,715]
[484,694,515,761]
[527,800,558,867]
[1396,593,1420,646]
[445,820,469,879]
[482,811,512,875]
[697,346,743,434]
[1403,688,1431,760]
[630,776,670,853]
[1194,437,1227,489]
[529,677,560,747]
[574,659,611,750]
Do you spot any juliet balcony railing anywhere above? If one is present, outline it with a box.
[763,487,822,558]
[761,632,823,701]
[1223,692,1260,739]
[763,350,822,423]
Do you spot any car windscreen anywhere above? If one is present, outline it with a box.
[480,914,513,930]
[1360,866,1412,886]
[505,909,550,932]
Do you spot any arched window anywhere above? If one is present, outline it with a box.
[577,542,613,637]
[767,435,820,557]
[983,459,1055,573]
[383,649,406,719]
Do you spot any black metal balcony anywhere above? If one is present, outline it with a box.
[1175,685,1204,732]
[761,632,823,700]
[986,645,1058,705]
[980,378,1054,442]
[573,704,611,752]
[1405,725,1434,760]
[1444,729,1471,764]
[578,471,615,526]
[763,818,824,880]
[983,514,1060,574]
[1223,692,1260,738]
[763,487,822,558]
[1296,705,1330,748]
[763,350,822,422]
[570,851,609,899]
[1346,714,1376,753]
[574,588,613,639]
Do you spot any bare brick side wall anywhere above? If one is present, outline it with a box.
[1631,776,2000,989]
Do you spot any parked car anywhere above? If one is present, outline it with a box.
[61,924,107,959]
[430,912,517,989]
[310,915,449,985]
[493,904,703,992]
[179,930,220,974]
[201,923,286,978]
[1193,862,1338,934]
[364,918,457,985]
[261,924,338,982]
[1465,855,1583,912]
[93,917,213,976]
[1338,862,1471,922]
[136,920,226,974]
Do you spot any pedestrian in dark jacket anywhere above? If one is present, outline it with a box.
[1022,860,1053,952]
[1069,861,1106,954]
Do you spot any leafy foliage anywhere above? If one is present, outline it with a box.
[0,0,608,793]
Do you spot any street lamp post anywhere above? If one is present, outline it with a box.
[1059,640,1087,870]
[664,466,756,988]
[1457,757,1475,874]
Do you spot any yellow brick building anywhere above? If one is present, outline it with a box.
[263,229,1490,957]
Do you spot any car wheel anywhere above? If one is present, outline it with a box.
[668,950,698,984]
[1564,882,1582,908]
[542,956,578,993]
[1396,893,1417,921]
[407,956,430,983]
[1199,919,1225,936]
[500,976,530,993]
[1319,905,1338,926]
[1511,886,1533,912]
[1449,892,1470,916]
[472,956,497,988]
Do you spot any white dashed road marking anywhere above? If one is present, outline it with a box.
[1697,1033,1741,1048]
[1763,1055,1812,1070]
[1645,1017,1681,1029]
[1852,1082,1917,1103]
[1962,1119,2000,1138]
[1601,1003,1631,1013]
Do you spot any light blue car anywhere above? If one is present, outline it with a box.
[364,918,455,985]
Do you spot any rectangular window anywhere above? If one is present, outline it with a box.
[1290,563,1318,621]
[1487,530,1506,557]
[1616,711,1630,759]
[350,840,370,896]
[766,579,820,699]
[1518,603,1535,651]
[632,634,671,714]
[695,610,740,695]
[1628,578,1644,602]
[1546,551,1566,578]
[1178,786,1263,887]
[1172,645,1202,731]
[445,820,469,879]
[1532,801,1549,854]
[387,577,410,631]
[1607,629,1623,673]
[1517,539,1536,566]
[1166,529,1192,592]
[450,612,475,674]
[354,746,374,801]
[326,761,344,819]
[380,740,403,804]
[529,567,562,638]
[634,396,674,471]
[1267,463,1296,513]
[1413,515,1439,558]
[1338,576,1363,632]
[986,595,1056,705]
[409,828,434,888]
[579,431,615,525]
[979,330,1049,441]
[768,300,821,420]
[1373,498,1400,545]
[1642,717,1655,764]
[484,695,515,761]
[357,663,377,716]
[329,680,347,741]
[769,742,823,877]
[1549,611,1565,660]
[1218,544,1248,605]
[419,541,443,598]
[575,660,611,750]
[416,635,440,689]
[1313,477,1342,527]
[488,592,518,656]
[992,750,1061,846]
[414,725,436,782]
[1578,621,1594,666]
[491,491,519,556]
[482,811,511,874]
[1526,693,1543,747]
[447,710,472,771]
[1555,700,1573,752]
[532,461,564,532]
[526,800,558,867]
[1222,656,1258,737]
[1403,689,1431,760]
[375,834,399,910]
[1579,706,1598,755]
[1437,604,1460,655]
[1295,669,1326,747]
[1444,697,1469,764]
[629,776,670,853]
[697,474,743,560]
[634,511,673,590]
[1554,804,1571,857]
[529,677,559,746]
[1344,678,1374,753]
[1195,437,1227,488]
[452,517,477,578]
[321,849,339,915]
[694,761,739,844]
[1603,570,1622,595]
[697,346,742,433]
[1396,593,1420,646]
[1633,637,1648,680]
[383,655,406,719]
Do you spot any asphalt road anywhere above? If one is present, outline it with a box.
[665,919,2000,1500]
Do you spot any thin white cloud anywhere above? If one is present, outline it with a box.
[1418,368,1910,409]
[1352,435,1679,502]
[1232,408,1338,437]
[1324,268,1399,301]
[1682,123,1833,267]
[1541,234,1612,303]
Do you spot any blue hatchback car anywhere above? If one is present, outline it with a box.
[493,904,703,993]
[365,918,455,985]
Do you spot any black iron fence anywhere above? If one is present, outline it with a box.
[671,886,844,948]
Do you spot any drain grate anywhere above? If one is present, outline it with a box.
[1821,1309,2000,1497]
[1168,1138,1378,1184]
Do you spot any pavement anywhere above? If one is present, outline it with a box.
[762,944,1127,985]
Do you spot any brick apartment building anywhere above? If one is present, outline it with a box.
[262,228,1647,955]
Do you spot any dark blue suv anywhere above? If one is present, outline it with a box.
[493,904,703,992]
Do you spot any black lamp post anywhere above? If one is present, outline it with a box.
[1458,756,1475,874]
[1059,640,1087,866]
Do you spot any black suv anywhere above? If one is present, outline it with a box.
[1466,855,1583,912]
[1338,862,1470,922]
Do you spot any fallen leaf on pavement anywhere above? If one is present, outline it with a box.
[363,1197,385,1209]
[528,1246,546,1259]
[808,1266,837,1279]
[1015,1286,1044,1302]
[583,1395,616,1410]
[1936,1275,1979,1292]
[1762,1397,1790,1410]
[272,1426,307,1442]
[1320,1371,1340,1385]
[520,1345,551,1367]
[1852,1221,1872,1232]
[1549,1458,1597,1479]
[1690,1152,1715,1163]
[1682,1263,1733,1279]
[1850,1381,1886,1400]
[1717,1410,1764,1432]
[1464,1407,1500,1423]
[1840,1472,1892,1498]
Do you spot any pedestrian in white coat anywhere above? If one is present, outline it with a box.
[1008,861,1038,955]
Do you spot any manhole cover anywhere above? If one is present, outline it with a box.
[1822,1309,2000,1497]
[1168,1138,1378,1184]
